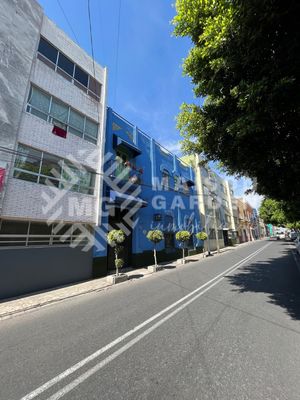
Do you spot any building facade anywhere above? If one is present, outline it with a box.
[183,154,238,251]
[0,0,107,298]
[93,108,202,276]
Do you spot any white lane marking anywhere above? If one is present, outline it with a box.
[47,242,271,400]
[20,242,270,400]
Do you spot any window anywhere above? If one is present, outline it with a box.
[26,86,99,144]
[183,181,190,195]
[88,76,101,97]
[50,98,69,128]
[162,170,169,190]
[174,175,180,191]
[38,37,58,64]
[85,118,98,144]
[57,53,74,76]
[13,144,96,195]
[37,37,101,101]
[27,86,50,120]
[74,66,88,87]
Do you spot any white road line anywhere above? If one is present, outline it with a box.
[20,242,270,400]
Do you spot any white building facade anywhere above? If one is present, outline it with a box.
[0,0,107,299]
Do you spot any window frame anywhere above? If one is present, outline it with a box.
[37,36,101,102]
[13,144,96,195]
[26,85,99,144]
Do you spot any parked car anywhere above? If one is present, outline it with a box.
[290,231,298,241]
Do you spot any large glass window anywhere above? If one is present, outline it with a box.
[13,144,95,195]
[26,86,99,144]
[57,53,74,76]
[85,118,98,144]
[74,66,88,87]
[50,98,69,127]
[37,37,101,101]
[14,144,41,174]
[38,37,58,64]
[69,109,84,137]
[27,86,50,120]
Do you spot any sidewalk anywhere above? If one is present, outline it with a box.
[0,244,248,321]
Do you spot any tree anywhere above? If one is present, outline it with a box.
[173,0,300,204]
[107,229,126,276]
[146,230,164,268]
[176,230,191,264]
[196,231,208,256]
[259,198,286,226]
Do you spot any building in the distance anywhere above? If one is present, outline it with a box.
[183,154,238,251]
[93,108,202,276]
[0,0,107,299]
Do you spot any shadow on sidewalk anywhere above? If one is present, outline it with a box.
[226,245,300,320]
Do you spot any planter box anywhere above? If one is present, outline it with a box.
[106,274,128,285]
[148,265,160,273]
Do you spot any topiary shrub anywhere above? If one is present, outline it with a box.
[107,229,126,276]
[175,230,191,264]
[146,230,164,267]
[196,231,208,241]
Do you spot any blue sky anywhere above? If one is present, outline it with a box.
[38,0,262,209]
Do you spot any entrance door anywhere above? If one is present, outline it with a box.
[223,230,229,246]
[107,207,132,271]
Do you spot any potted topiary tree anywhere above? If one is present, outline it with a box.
[106,229,128,284]
[196,231,208,257]
[175,230,191,264]
[146,230,164,272]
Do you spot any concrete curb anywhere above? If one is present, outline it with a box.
[0,240,261,321]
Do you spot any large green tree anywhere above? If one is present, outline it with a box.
[173,0,300,206]
[259,198,286,225]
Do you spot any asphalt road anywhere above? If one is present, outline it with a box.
[1,240,300,400]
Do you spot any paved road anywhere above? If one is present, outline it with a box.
[1,240,300,400]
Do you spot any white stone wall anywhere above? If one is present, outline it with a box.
[41,17,105,83]
[1,7,108,226]
[31,59,102,122]
[18,113,100,170]
[2,178,97,224]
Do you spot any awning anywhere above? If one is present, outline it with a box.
[113,135,141,156]
[109,190,147,208]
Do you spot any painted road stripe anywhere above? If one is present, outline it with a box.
[20,242,271,400]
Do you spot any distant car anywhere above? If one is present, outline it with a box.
[275,231,286,240]
[290,232,298,241]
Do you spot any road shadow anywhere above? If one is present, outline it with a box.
[128,274,144,280]
[226,247,300,320]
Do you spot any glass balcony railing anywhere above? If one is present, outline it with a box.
[105,159,143,188]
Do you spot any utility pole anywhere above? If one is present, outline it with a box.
[212,197,220,253]
[205,214,212,257]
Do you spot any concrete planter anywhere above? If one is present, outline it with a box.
[106,273,128,285]
[148,265,159,273]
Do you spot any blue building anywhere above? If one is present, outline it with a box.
[93,108,202,276]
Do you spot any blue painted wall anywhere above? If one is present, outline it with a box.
[94,108,202,263]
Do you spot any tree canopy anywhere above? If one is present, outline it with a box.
[258,198,286,225]
[173,0,300,206]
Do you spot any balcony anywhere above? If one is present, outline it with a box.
[105,159,143,194]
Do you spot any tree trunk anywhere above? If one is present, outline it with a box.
[115,249,119,276]
[182,247,185,264]
[154,244,157,267]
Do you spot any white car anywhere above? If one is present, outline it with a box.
[275,231,286,240]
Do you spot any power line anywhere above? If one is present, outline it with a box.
[87,0,96,79]
[56,0,80,45]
